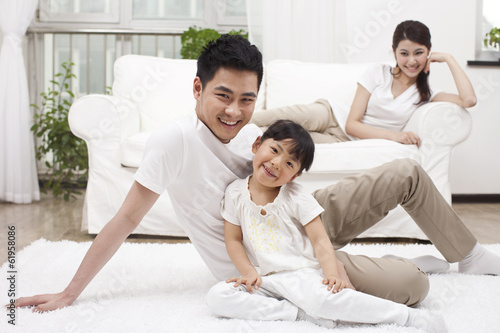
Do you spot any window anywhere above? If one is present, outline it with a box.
[132,0,204,20]
[30,1,248,99]
[40,0,119,23]
[477,0,500,60]
[216,0,247,26]
[38,0,247,30]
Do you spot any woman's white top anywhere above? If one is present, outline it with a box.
[357,64,439,133]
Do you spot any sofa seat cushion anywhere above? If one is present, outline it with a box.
[309,139,420,174]
[122,132,420,173]
[121,132,152,168]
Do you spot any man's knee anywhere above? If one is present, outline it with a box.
[396,265,430,307]
[389,158,422,179]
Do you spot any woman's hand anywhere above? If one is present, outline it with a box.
[424,52,451,74]
[427,52,477,108]
[226,272,262,294]
[13,291,76,313]
[322,275,347,293]
[393,131,421,146]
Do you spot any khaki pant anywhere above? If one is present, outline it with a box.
[251,99,350,143]
[313,159,477,306]
[252,102,477,306]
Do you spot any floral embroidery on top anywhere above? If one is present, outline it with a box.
[248,214,281,253]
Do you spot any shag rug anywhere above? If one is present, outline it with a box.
[1,239,499,333]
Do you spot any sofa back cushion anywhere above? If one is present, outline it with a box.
[113,55,198,132]
[264,60,375,110]
[113,55,267,132]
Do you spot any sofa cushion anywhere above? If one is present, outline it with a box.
[121,131,419,173]
[265,60,374,109]
[121,132,151,168]
[113,55,198,133]
[309,139,420,174]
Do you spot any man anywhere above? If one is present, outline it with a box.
[15,34,500,315]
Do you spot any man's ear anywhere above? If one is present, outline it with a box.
[288,172,302,183]
[251,136,262,154]
[193,77,202,100]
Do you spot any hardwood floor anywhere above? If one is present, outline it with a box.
[1,191,499,264]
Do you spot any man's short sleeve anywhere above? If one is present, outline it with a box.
[134,122,184,194]
[220,180,241,226]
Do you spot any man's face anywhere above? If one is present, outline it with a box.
[193,67,258,143]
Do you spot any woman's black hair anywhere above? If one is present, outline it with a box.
[392,20,432,105]
[260,119,315,173]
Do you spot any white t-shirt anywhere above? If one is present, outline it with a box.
[221,176,324,276]
[134,113,261,280]
[356,64,440,133]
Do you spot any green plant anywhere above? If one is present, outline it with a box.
[484,27,500,49]
[180,26,249,59]
[31,61,88,200]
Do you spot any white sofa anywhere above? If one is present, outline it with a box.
[69,55,472,240]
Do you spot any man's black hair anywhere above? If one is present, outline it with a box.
[196,34,263,90]
[260,119,315,173]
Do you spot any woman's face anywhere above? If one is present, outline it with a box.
[394,39,430,79]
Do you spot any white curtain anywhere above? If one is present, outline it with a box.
[247,0,346,63]
[0,0,40,203]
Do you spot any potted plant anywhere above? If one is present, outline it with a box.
[31,61,88,200]
[484,27,500,60]
[180,26,248,59]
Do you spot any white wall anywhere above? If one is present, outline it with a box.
[339,0,476,90]
[335,0,499,194]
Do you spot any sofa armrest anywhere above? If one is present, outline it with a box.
[68,94,140,167]
[405,102,472,147]
[404,102,472,201]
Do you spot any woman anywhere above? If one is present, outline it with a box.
[251,20,477,146]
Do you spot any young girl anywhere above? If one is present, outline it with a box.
[251,20,476,147]
[206,120,446,332]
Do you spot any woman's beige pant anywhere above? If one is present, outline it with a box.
[251,99,350,143]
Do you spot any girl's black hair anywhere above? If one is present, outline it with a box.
[261,119,315,173]
[392,20,432,105]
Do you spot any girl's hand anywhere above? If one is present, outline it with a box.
[424,52,451,73]
[393,131,421,146]
[226,272,262,294]
[322,275,347,293]
[336,259,356,290]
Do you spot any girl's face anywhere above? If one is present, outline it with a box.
[394,39,430,80]
[251,138,301,189]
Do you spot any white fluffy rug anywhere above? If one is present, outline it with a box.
[1,239,499,333]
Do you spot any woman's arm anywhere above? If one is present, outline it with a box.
[427,52,477,108]
[14,181,160,312]
[345,84,421,145]
[224,221,261,293]
[305,216,353,292]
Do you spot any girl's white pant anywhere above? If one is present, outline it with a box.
[206,268,409,325]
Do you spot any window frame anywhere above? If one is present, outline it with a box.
[39,0,120,23]
[36,0,247,32]
[475,0,500,61]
